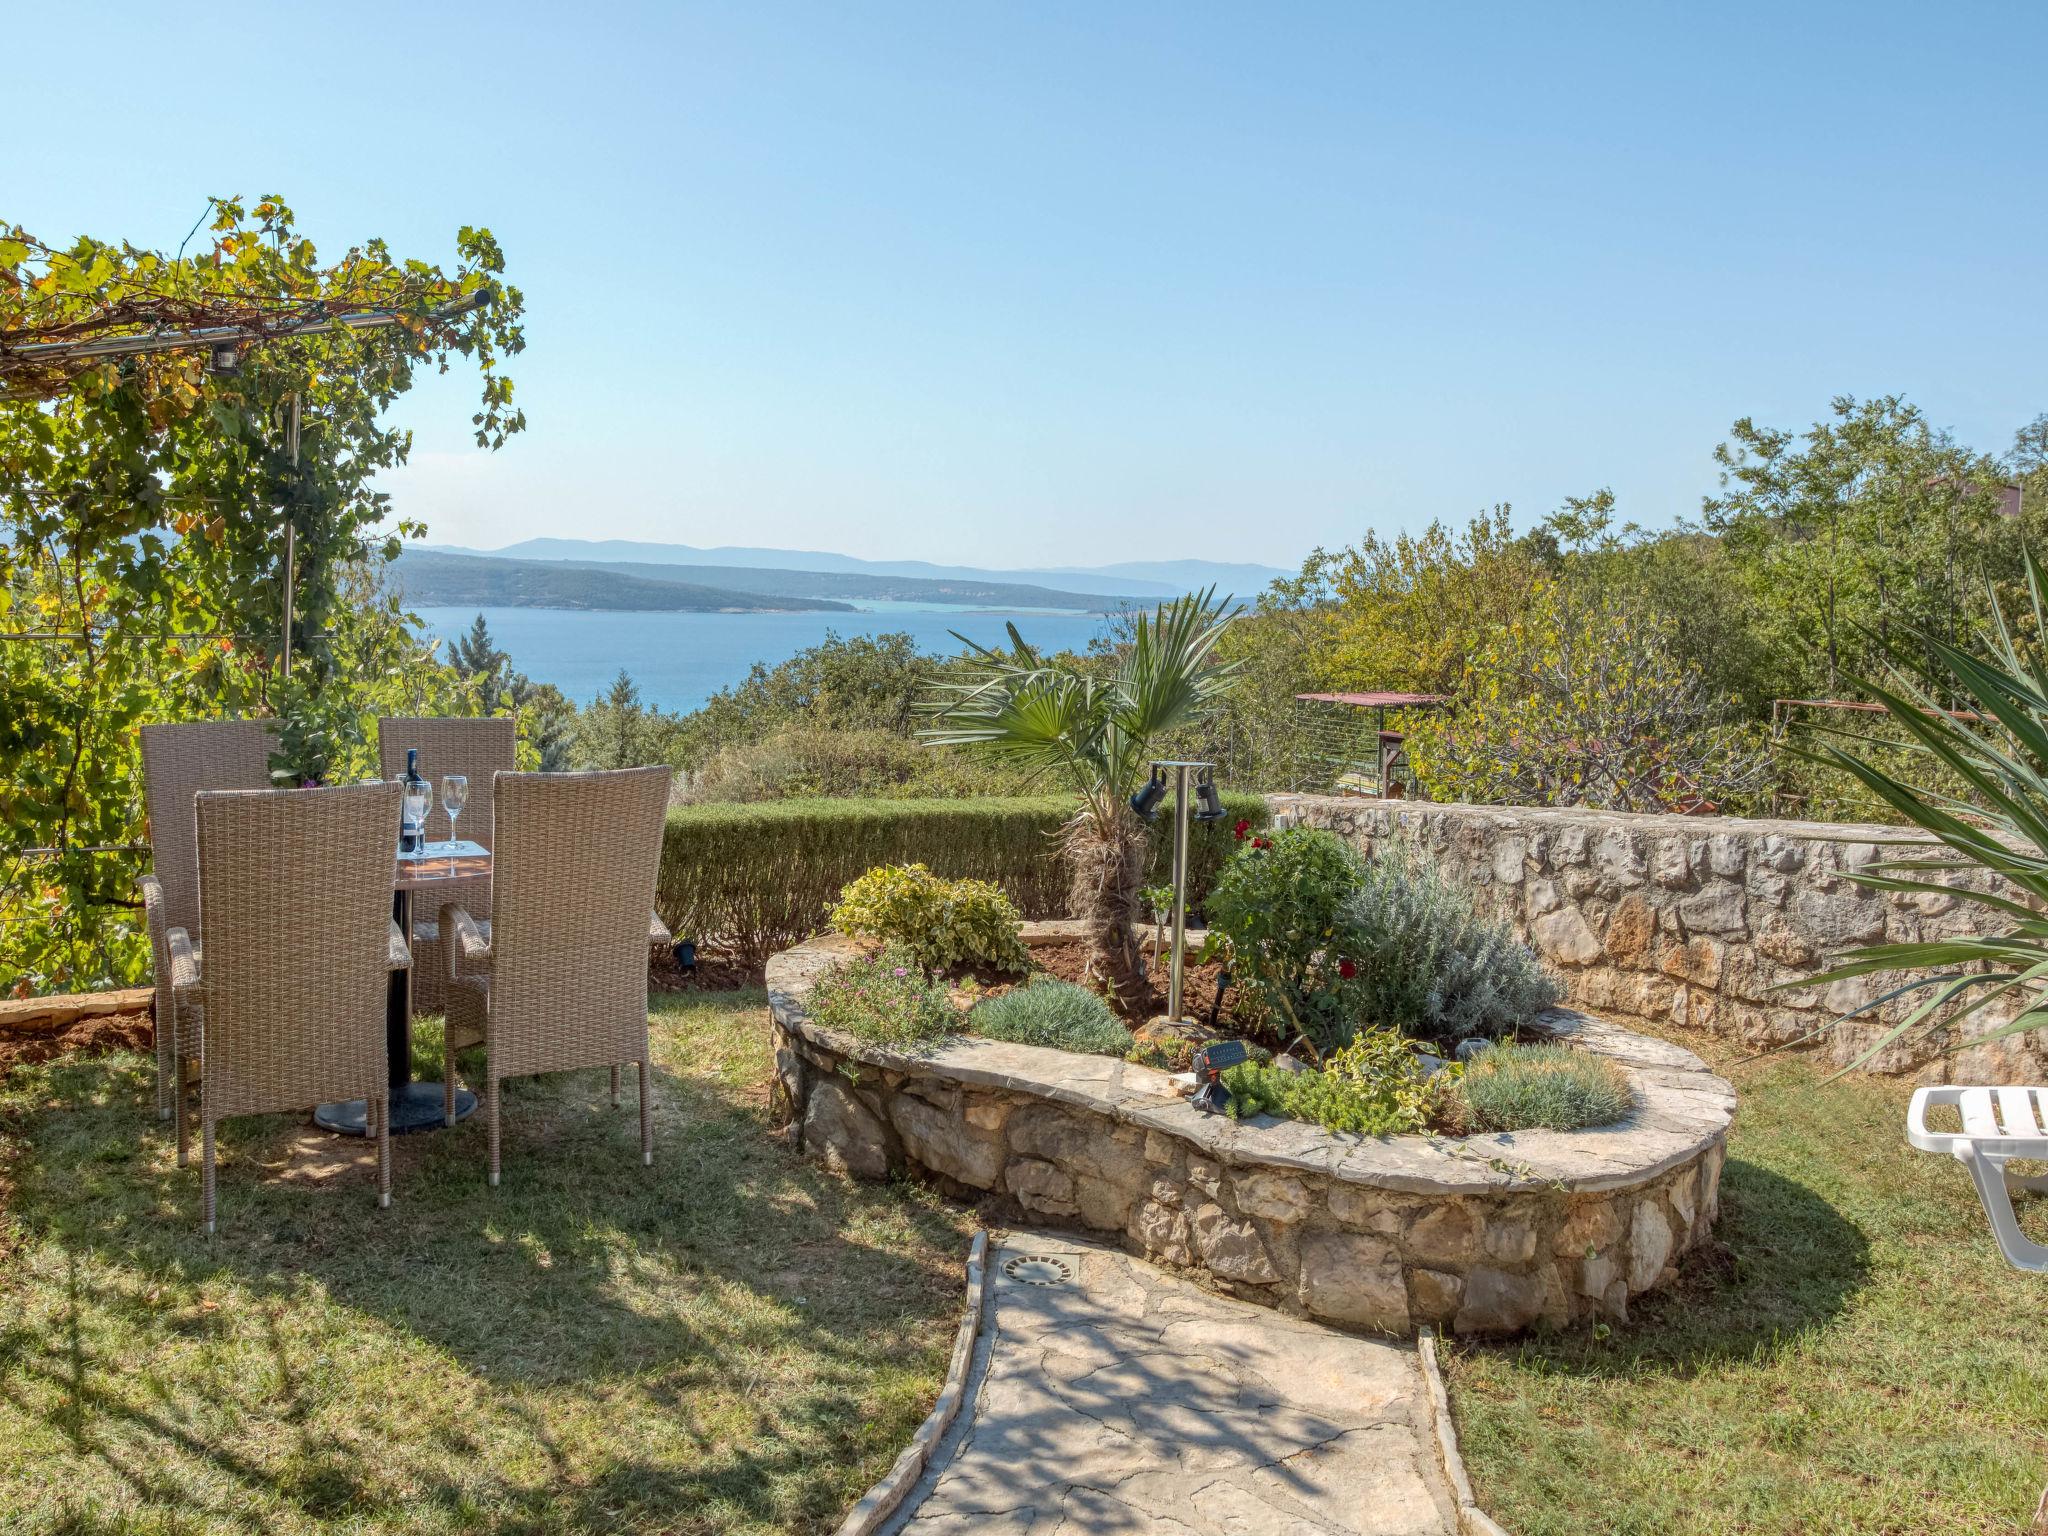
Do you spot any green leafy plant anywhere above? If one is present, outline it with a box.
[267,677,357,787]
[1204,826,1366,1053]
[1341,849,1561,1046]
[1221,1031,1452,1135]
[828,863,1030,974]
[1456,1044,1633,1132]
[0,198,523,993]
[805,943,959,1048]
[970,977,1130,1056]
[921,589,1241,1012]
[1793,546,2048,1066]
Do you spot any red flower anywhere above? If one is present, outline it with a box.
[1233,819,1251,840]
[1337,959,1357,979]
[1252,836,1271,850]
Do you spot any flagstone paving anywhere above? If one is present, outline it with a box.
[883,1233,1461,1536]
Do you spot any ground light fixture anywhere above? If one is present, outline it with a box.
[1189,1038,1248,1115]
[1146,759,1217,1024]
[1129,768,1168,820]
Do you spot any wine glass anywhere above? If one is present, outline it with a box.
[441,775,469,869]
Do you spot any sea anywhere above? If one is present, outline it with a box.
[414,604,1112,713]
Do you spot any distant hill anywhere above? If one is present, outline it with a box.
[433,538,1290,601]
[534,558,1114,612]
[390,549,854,613]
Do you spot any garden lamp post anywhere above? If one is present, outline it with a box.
[1132,760,1226,1024]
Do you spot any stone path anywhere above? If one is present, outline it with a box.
[882,1233,1461,1536]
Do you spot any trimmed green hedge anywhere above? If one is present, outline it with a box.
[659,791,1268,963]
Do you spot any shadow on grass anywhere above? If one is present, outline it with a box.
[0,991,970,1532]
[1465,1154,1872,1381]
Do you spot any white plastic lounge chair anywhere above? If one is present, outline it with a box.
[1907,1086,2048,1272]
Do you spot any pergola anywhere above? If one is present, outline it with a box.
[0,289,486,676]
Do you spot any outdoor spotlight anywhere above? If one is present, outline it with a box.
[1193,767,1225,822]
[1189,1038,1249,1115]
[209,343,240,375]
[1130,768,1168,821]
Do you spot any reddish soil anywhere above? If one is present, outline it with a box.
[1026,938,1262,1034]
[649,947,766,994]
[0,1008,155,1080]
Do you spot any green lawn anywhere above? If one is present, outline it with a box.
[0,992,974,1535]
[1445,1029,2048,1536]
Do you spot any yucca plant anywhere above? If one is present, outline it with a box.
[920,589,1240,1012]
[1797,547,2048,1070]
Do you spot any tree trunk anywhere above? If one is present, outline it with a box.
[1063,808,1151,1016]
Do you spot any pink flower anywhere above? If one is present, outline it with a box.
[893,966,908,977]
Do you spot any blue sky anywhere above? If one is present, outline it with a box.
[9,3,2045,570]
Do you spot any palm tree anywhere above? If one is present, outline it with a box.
[921,589,1240,1012]
[1799,547,2048,1069]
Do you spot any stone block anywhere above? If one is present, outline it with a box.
[1298,1231,1410,1331]
[1455,1267,1546,1333]
[964,1098,1011,1132]
[890,1094,1004,1188]
[1677,881,1745,935]
[1409,1267,1463,1325]
[1532,907,1602,965]
[1627,1200,1672,1291]
[1007,1156,1078,1217]
[1131,1199,1192,1265]
[1481,1218,1538,1265]
[1404,1202,1479,1265]
[1190,1204,1279,1284]
[802,1078,894,1181]
[1236,1170,1313,1224]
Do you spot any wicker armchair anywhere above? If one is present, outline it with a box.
[377,717,516,1014]
[170,780,410,1234]
[138,720,277,1145]
[441,766,673,1185]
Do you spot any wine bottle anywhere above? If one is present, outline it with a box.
[401,747,429,853]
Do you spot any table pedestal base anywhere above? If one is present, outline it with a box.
[315,1081,478,1137]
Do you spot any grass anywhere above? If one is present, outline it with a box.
[0,991,975,1535]
[1444,1026,2048,1536]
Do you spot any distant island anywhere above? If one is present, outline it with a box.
[390,549,855,613]
[392,547,1125,614]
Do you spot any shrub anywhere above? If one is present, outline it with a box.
[805,944,959,1048]
[1220,1032,1451,1135]
[1341,850,1562,1046]
[1456,1044,1632,1131]
[657,793,1268,965]
[970,978,1131,1056]
[1204,825,1367,1051]
[829,863,1031,973]
[682,725,1034,804]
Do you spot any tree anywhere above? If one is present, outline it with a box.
[450,612,510,699]
[1400,578,1768,814]
[921,590,1240,1010]
[0,197,523,990]
[1700,395,2012,699]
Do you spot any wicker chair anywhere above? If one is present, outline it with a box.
[441,766,673,1185]
[138,720,277,1147]
[169,780,410,1234]
[377,717,516,1014]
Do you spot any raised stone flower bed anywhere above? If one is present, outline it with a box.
[768,926,1735,1336]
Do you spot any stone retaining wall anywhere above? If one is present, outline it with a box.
[1274,795,2046,1082]
[768,931,1733,1337]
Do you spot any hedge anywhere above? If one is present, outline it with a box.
[659,791,1269,963]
